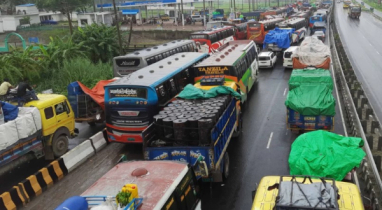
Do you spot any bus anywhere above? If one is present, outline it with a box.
[247,18,284,44]
[343,0,351,8]
[277,17,308,43]
[81,161,201,210]
[113,40,197,77]
[105,52,209,143]
[189,26,235,53]
[223,22,248,40]
[193,40,259,103]
[290,11,311,25]
[309,10,327,28]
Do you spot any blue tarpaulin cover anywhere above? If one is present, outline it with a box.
[263,27,295,49]
[0,102,18,121]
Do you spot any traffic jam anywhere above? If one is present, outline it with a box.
[0,0,369,209]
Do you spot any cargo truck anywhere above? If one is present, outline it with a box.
[285,69,335,133]
[143,79,242,182]
[263,28,296,52]
[0,94,78,176]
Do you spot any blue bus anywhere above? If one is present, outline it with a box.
[104,52,209,144]
[309,12,327,28]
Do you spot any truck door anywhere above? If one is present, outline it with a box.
[54,100,74,132]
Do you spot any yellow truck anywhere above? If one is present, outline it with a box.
[343,0,351,8]
[0,94,78,176]
[251,175,364,210]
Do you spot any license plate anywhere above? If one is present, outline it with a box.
[118,111,139,116]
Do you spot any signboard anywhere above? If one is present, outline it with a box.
[115,58,140,67]
[197,66,229,75]
[109,88,147,98]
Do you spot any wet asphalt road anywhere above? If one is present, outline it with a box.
[0,122,105,194]
[335,4,382,122]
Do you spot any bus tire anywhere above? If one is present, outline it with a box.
[88,122,96,126]
[52,135,69,157]
[223,152,229,180]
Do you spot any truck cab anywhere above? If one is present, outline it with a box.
[24,94,77,158]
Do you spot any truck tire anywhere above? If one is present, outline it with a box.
[52,135,69,157]
[223,152,230,180]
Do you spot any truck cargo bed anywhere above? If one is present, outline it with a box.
[144,98,238,180]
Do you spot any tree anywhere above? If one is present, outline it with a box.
[72,24,120,63]
[35,0,91,34]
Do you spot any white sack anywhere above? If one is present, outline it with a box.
[0,121,18,150]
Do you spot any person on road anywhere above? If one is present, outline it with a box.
[0,78,13,97]
[17,79,38,102]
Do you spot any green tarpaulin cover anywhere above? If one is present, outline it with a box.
[177,84,241,100]
[289,130,366,181]
[289,69,333,90]
[285,84,336,116]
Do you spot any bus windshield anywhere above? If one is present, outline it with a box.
[248,22,261,31]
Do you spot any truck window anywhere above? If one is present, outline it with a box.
[55,102,68,115]
[45,107,54,119]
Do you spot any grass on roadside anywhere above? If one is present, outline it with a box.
[36,57,113,95]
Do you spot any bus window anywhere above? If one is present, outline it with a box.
[162,53,168,58]
[156,84,168,106]
[169,79,177,97]
[146,57,155,65]
[158,54,163,60]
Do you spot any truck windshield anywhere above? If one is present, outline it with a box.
[351,7,361,12]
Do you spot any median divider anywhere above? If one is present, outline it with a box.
[89,131,108,152]
[0,130,108,209]
[62,140,95,173]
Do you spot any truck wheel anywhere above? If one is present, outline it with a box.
[223,152,229,180]
[52,135,69,157]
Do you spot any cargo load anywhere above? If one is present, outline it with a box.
[289,130,366,181]
[288,69,333,90]
[263,27,295,51]
[292,37,331,69]
[0,105,42,152]
[144,82,241,182]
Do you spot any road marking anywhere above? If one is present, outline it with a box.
[266,132,274,149]
[369,43,372,46]
[377,51,380,55]
[283,88,287,96]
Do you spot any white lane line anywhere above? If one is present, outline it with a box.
[266,132,274,149]
[283,88,287,96]
[369,43,372,46]
[377,51,380,55]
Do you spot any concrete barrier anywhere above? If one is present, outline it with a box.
[89,131,107,152]
[62,140,95,173]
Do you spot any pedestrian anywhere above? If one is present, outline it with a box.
[0,78,13,97]
[17,78,38,103]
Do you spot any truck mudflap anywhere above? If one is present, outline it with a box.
[286,108,334,131]
[144,99,238,181]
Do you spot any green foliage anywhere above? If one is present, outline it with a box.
[116,191,132,207]
[73,24,120,63]
[0,46,42,84]
[20,16,31,25]
[42,36,88,69]
[36,58,113,95]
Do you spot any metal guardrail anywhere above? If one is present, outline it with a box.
[329,3,382,208]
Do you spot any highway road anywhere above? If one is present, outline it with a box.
[335,4,382,122]
[19,43,346,210]
[0,122,105,194]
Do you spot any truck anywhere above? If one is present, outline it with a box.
[143,79,242,182]
[0,94,78,176]
[212,9,225,20]
[285,69,335,133]
[67,79,116,126]
[251,175,364,210]
[292,37,331,69]
[55,160,202,210]
[348,4,361,18]
[263,28,296,52]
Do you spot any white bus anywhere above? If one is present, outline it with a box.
[113,40,197,77]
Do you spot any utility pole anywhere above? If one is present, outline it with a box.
[203,0,206,26]
[93,0,96,12]
[181,0,184,26]
[233,0,236,18]
[112,0,123,55]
